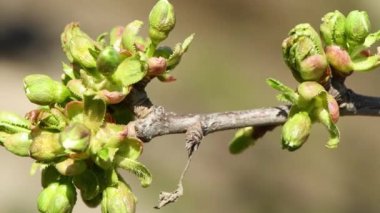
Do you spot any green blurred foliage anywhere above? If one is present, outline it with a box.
[1,0,380,212]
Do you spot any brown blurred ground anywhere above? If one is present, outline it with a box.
[1,0,380,212]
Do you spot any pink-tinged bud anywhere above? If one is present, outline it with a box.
[325,45,353,74]
[55,158,87,176]
[299,54,329,81]
[157,73,176,82]
[297,81,326,101]
[148,57,167,76]
[98,90,127,104]
[327,94,340,123]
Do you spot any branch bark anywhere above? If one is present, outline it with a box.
[128,77,380,143]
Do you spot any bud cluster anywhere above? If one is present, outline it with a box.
[283,10,380,81]
[260,10,380,153]
[267,79,340,151]
[0,0,189,212]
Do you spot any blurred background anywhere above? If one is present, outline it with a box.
[1,0,380,212]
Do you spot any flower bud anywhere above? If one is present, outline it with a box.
[101,181,136,213]
[24,74,71,106]
[30,131,66,162]
[282,111,312,151]
[97,90,127,105]
[73,169,101,201]
[3,132,32,157]
[154,46,173,58]
[38,108,68,131]
[320,10,346,46]
[55,158,87,176]
[282,24,328,82]
[93,147,118,170]
[345,10,371,49]
[60,123,91,153]
[61,22,82,62]
[38,180,77,213]
[229,127,254,154]
[41,165,61,188]
[297,81,325,101]
[0,111,31,134]
[61,23,98,69]
[325,45,353,74]
[327,94,340,123]
[97,46,121,76]
[148,57,167,76]
[149,0,176,44]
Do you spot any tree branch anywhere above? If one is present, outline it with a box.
[129,77,380,143]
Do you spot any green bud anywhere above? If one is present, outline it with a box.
[38,180,77,213]
[82,193,103,208]
[3,132,32,157]
[154,46,173,58]
[90,124,128,155]
[101,181,136,213]
[30,131,66,162]
[97,46,121,76]
[345,10,371,49]
[297,81,325,102]
[41,165,61,188]
[94,147,118,170]
[24,74,71,105]
[55,158,87,176]
[0,111,31,134]
[282,111,312,151]
[61,22,83,62]
[282,24,328,83]
[149,0,176,44]
[73,169,101,201]
[60,123,91,153]
[38,108,68,131]
[229,127,254,154]
[61,22,98,69]
[325,45,353,74]
[320,10,346,46]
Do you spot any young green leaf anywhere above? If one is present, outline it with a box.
[112,58,147,87]
[116,156,152,188]
[266,78,299,104]
[83,94,106,130]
